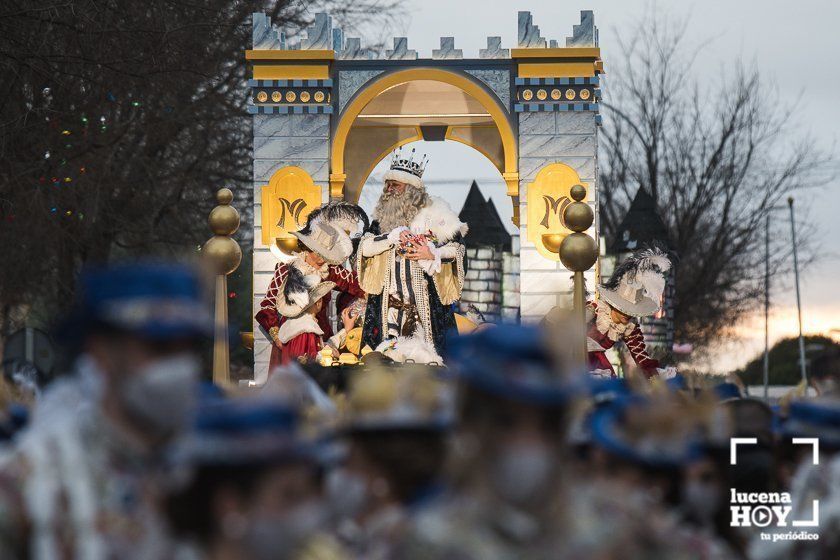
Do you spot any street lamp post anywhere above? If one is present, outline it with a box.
[764,214,770,400]
[787,197,808,384]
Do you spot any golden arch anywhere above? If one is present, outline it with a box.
[329,68,520,224]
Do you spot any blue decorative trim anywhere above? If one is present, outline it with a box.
[247,105,333,115]
[247,79,333,88]
[514,102,599,113]
[514,76,599,86]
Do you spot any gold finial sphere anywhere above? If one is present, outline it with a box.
[216,188,234,205]
[202,235,242,275]
[563,201,594,233]
[570,184,587,202]
[209,205,240,236]
[559,232,598,272]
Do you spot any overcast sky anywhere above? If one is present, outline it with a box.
[358,0,839,372]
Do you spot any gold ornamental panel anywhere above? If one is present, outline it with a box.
[526,163,590,261]
[260,166,322,246]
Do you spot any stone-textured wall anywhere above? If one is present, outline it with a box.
[502,233,521,322]
[517,111,599,323]
[460,246,504,322]
[252,113,330,383]
[460,235,521,325]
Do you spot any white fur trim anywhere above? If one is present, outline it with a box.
[410,196,468,243]
[387,226,409,243]
[383,169,424,189]
[375,330,443,365]
[277,314,324,344]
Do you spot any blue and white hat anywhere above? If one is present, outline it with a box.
[68,262,212,340]
[783,399,840,449]
[446,325,582,406]
[590,395,704,470]
[172,397,321,467]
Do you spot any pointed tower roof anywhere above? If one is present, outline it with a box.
[608,186,670,253]
[458,181,512,251]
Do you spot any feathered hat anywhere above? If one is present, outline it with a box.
[382,147,428,189]
[291,222,352,266]
[276,265,336,318]
[598,246,672,317]
[297,201,369,238]
[287,202,369,264]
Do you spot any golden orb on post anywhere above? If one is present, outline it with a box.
[216,187,234,205]
[557,184,599,367]
[203,187,242,387]
[203,236,242,276]
[204,188,242,275]
[570,183,587,202]
[559,233,598,271]
[563,201,594,233]
[208,189,240,236]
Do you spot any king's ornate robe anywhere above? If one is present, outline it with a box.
[357,196,467,355]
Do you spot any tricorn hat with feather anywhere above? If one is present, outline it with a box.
[290,202,369,264]
[598,246,672,317]
[297,201,369,238]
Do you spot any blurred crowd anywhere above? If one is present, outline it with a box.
[0,262,839,560]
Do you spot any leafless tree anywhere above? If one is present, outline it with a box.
[599,11,834,350]
[0,0,400,334]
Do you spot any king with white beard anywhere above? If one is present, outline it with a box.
[356,149,467,362]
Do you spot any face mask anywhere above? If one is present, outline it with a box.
[683,481,720,522]
[118,353,200,437]
[76,353,107,403]
[491,442,553,504]
[326,467,369,519]
[246,500,325,560]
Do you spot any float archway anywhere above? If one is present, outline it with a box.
[246,9,604,380]
[329,68,520,221]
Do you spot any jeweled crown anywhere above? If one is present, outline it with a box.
[389,147,428,179]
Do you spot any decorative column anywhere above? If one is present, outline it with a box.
[249,13,336,381]
[513,10,602,322]
[202,188,242,385]
[557,184,598,364]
